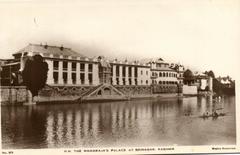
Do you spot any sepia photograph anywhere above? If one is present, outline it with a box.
[0,0,239,154]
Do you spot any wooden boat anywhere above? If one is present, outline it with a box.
[199,113,226,118]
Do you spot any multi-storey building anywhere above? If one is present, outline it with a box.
[170,63,185,84]
[13,44,100,86]
[1,44,183,89]
[148,58,179,85]
[110,59,151,86]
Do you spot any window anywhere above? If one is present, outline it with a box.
[88,73,93,84]
[163,72,165,77]
[63,72,67,84]
[146,71,148,75]
[111,67,113,76]
[146,80,148,85]
[72,62,76,71]
[80,63,85,72]
[53,72,58,84]
[53,61,59,70]
[141,80,143,84]
[129,67,132,77]
[159,72,162,77]
[80,73,84,84]
[166,72,168,77]
[123,66,126,77]
[88,64,93,72]
[129,78,132,85]
[141,70,143,75]
[63,61,68,71]
[116,66,119,76]
[134,67,138,77]
[116,78,119,85]
[72,73,76,84]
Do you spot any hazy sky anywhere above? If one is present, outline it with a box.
[0,0,239,79]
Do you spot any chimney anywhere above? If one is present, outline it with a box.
[44,42,48,49]
[60,45,64,51]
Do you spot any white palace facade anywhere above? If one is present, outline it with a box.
[12,44,184,87]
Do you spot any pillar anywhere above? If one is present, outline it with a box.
[208,77,213,91]
[67,62,72,84]
[92,63,99,85]
[131,67,135,85]
[46,60,54,84]
[76,62,81,85]
[119,65,123,85]
[112,65,117,85]
[125,66,129,85]
[84,63,89,85]
[58,61,64,84]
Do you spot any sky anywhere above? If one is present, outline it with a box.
[0,0,240,80]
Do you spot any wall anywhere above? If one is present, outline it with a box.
[37,85,94,102]
[137,67,151,85]
[0,86,28,105]
[182,85,198,95]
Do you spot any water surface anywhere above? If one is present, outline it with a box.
[1,96,236,149]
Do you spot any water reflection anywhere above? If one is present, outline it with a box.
[2,96,236,149]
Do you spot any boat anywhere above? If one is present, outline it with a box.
[199,112,226,119]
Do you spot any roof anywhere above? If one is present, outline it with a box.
[151,67,176,71]
[13,43,86,58]
[140,58,168,64]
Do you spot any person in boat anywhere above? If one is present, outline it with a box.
[212,110,218,117]
[202,111,209,117]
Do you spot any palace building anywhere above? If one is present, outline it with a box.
[1,43,183,89]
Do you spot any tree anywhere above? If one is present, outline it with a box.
[207,70,215,78]
[22,55,48,97]
[183,69,194,85]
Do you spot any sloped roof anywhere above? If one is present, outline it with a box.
[13,43,86,58]
[140,58,168,64]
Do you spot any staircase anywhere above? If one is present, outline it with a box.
[76,83,128,103]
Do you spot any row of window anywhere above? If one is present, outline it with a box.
[53,61,93,72]
[53,72,93,85]
[156,64,168,68]
[114,66,138,77]
[152,72,177,78]
[111,78,149,85]
[152,80,178,85]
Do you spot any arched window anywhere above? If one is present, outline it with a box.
[146,80,148,84]
[163,72,165,77]
[163,81,165,84]
[159,72,162,77]
[166,72,168,77]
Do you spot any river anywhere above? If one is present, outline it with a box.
[1,95,236,149]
